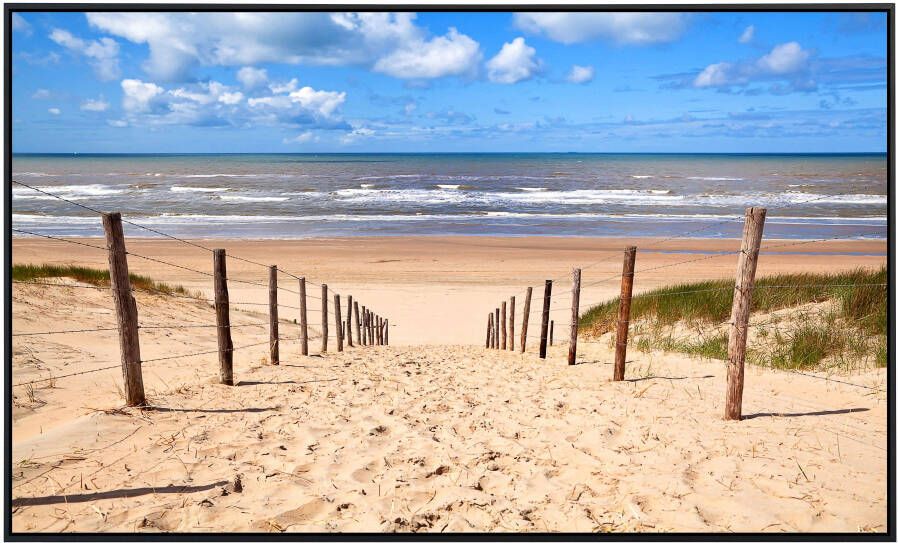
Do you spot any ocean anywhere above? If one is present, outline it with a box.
[10,153,888,240]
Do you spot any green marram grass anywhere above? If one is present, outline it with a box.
[580,267,886,370]
[12,263,198,297]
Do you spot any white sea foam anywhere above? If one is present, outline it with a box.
[170,186,229,193]
[436,184,461,189]
[630,175,654,179]
[518,187,548,192]
[12,184,127,200]
[687,176,745,181]
[218,195,290,202]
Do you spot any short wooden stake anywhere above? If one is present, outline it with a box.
[509,296,515,351]
[725,207,767,421]
[614,247,637,381]
[385,319,389,345]
[520,287,532,353]
[102,212,146,406]
[486,312,492,348]
[321,284,328,353]
[494,308,500,350]
[539,280,552,359]
[368,310,375,345]
[354,301,362,346]
[501,301,507,350]
[334,293,343,352]
[550,320,554,346]
[299,277,308,356]
[212,248,234,386]
[346,295,354,347]
[268,266,279,365]
[568,268,581,365]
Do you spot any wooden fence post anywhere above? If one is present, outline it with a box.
[102,212,146,406]
[494,308,500,350]
[568,268,581,365]
[520,287,532,353]
[614,247,637,381]
[334,293,343,352]
[368,310,375,345]
[321,284,328,353]
[385,319,389,345]
[361,306,367,346]
[501,301,507,350]
[509,296,515,351]
[539,280,552,359]
[346,295,354,347]
[212,248,233,386]
[269,266,279,365]
[550,320,554,346]
[378,316,383,345]
[725,207,767,421]
[354,301,362,346]
[486,313,492,348]
[299,277,308,356]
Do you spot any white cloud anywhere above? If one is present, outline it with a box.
[739,25,755,44]
[269,78,299,94]
[237,66,268,89]
[567,64,595,84]
[121,79,164,112]
[486,38,540,84]
[31,89,52,100]
[49,29,120,81]
[81,98,110,112]
[283,131,317,144]
[287,87,345,117]
[341,126,375,144]
[218,91,244,105]
[513,13,688,45]
[694,62,735,88]
[108,119,128,127]
[373,27,481,79]
[692,42,812,89]
[12,13,31,34]
[48,108,61,115]
[86,12,481,83]
[757,41,809,74]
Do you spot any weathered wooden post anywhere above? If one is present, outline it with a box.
[494,308,500,350]
[520,287,532,353]
[268,266,279,365]
[568,268,581,365]
[321,284,328,353]
[539,280,552,359]
[212,248,233,386]
[509,296,515,351]
[368,310,375,345]
[501,301,507,350]
[550,320,554,346]
[725,207,767,421]
[385,319,389,345]
[299,277,308,356]
[378,316,383,345]
[334,293,343,352]
[614,247,637,381]
[486,313,492,348]
[354,301,362,346]
[102,212,146,406]
[361,306,368,346]
[346,295,354,347]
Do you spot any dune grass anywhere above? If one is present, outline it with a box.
[12,263,197,297]
[581,267,887,371]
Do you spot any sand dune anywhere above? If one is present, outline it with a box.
[11,270,887,533]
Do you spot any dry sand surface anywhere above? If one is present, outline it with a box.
[10,236,888,533]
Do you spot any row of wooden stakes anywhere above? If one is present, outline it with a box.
[101,212,390,408]
[483,207,769,421]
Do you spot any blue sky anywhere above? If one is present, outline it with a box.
[11,11,888,153]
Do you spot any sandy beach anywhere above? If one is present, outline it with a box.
[11,235,888,533]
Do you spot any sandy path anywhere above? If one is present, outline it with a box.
[12,339,886,533]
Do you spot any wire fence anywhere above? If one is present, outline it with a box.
[481,197,886,400]
[11,182,393,394]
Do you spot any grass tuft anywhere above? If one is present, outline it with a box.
[582,267,886,371]
[12,263,199,298]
